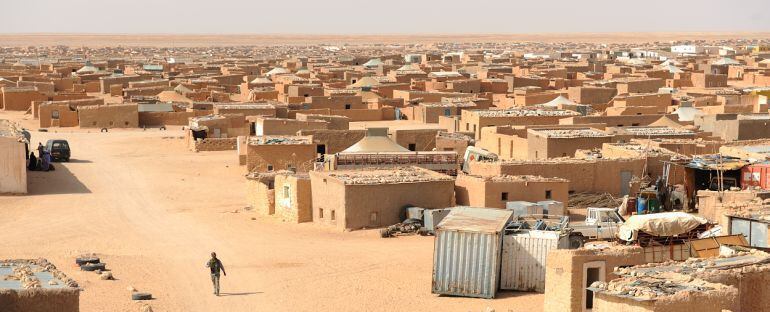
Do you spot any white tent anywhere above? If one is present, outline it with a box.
[341,128,409,153]
[264,67,290,78]
[542,95,576,107]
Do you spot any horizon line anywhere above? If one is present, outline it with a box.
[2,31,770,36]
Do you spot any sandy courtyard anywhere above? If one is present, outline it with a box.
[0,111,542,312]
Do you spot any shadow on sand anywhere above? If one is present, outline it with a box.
[27,162,91,195]
[218,292,262,297]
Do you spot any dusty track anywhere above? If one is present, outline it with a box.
[0,111,542,311]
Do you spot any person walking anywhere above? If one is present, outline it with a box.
[206,252,226,296]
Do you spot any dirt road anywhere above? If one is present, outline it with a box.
[0,112,543,311]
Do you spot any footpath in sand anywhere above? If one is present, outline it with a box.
[0,112,542,312]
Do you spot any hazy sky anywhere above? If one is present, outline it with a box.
[5,0,769,34]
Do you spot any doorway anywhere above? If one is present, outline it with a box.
[582,261,606,312]
[620,171,632,196]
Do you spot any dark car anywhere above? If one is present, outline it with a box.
[45,139,71,162]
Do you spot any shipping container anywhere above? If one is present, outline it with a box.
[500,230,569,292]
[423,208,452,234]
[432,207,513,299]
[741,163,770,190]
[729,216,769,248]
[537,200,565,216]
[505,201,544,218]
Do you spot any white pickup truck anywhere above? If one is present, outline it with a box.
[567,207,626,246]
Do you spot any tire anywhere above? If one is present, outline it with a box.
[131,292,152,300]
[568,234,585,249]
[75,257,100,266]
[81,263,106,271]
[379,228,391,238]
[64,157,70,162]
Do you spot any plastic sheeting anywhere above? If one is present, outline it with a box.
[619,212,707,239]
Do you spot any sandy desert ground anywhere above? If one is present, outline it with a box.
[2,32,769,47]
[0,110,542,312]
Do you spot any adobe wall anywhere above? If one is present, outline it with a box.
[616,79,665,94]
[392,129,442,151]
[329,107,394,121]
[309,172,346,228]
[308,95,365,110]
[38,103,79,128]
[274,174,312,223]
[528,134,613,159]
[454,174,569,210]
[468,158,645,195]
[435,134,471,155]
[138,111,195,126]
[99,75,146,93]
[213,106,277,118]
[78,104,139,128]
[0,288,80,312]
[592,289,737,312]
[0,137,27,194]
[476,127,529,160]
[296,113,350,130]
[561,114,675,127]
[32,97,103,118]
[300,129,365,154]
[696,265,770,311]
[246,178,274,216]
[544,247,646,312]
[256,118,328,136]
[193,138,237,151]
[340,180,455,230]
[246,144,316,172]
[568,86,618,105]
[2,89,48,111]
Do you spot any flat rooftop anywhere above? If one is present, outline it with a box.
[532,128,610,138]
[215,103,275,109]
[0,119,23,138]
[249,136,312,145]
[472,108,580,118]
[467,174,568,183]
[324,167,452,185]
[621,126,695,136]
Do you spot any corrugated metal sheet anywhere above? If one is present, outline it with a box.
[432,207,512,298]
[500,231,563,292]
[432,230,501,298]
[437,206,513,233]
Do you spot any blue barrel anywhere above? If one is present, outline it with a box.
[636,196,647,214]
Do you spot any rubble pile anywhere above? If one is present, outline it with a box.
[437,131,473,141]
[623,127,695,136]
[591,249,770,301]
[328,167,452,185]
[723,197,770,219]
[0,258,78,289]
[536,129,609,138]
[568,192,622,208]
[487,174,568,183]
[475,107,580,117]
[249,136,312,145]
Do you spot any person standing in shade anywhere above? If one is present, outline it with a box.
[206,252,226,296]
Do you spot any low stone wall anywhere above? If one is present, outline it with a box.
[193,138,237,151]
[0,288,80,312]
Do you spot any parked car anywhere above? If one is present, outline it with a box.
[45,139,71,162]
